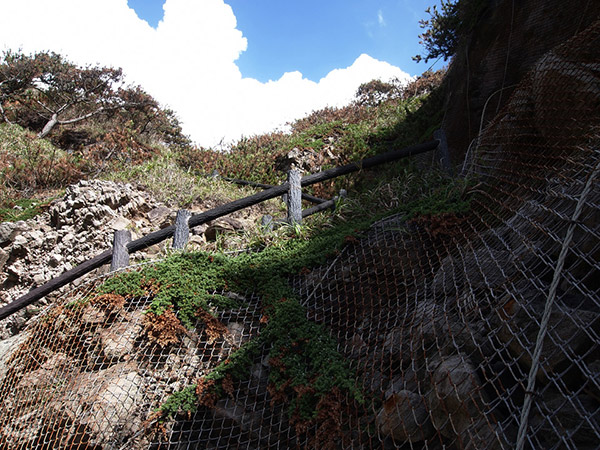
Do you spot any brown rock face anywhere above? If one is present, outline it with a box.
[442,0,600,162]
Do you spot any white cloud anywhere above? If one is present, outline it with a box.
[0,0,411,147]
[378,9,386,27]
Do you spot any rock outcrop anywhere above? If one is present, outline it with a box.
[0,283,269,449]
[442,0,600,162]
[0,181,162,337]
[0,179,262,339]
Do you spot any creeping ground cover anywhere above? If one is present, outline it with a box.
[91,175,471,445]
[96,222,369,444]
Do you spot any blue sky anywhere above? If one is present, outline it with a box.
[1,0,443,146]
[127,0,441,81]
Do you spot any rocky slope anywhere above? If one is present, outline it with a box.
[0,179,262,339]
[442,0,600,161]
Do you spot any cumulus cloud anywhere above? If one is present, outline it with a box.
[0,0,411,147]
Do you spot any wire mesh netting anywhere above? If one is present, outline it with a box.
[1,17,600,450]
[0,263,268,450]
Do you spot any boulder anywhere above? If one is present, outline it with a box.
[404,300,444,348]
[147,205,172,226]
[376,390,435,442]
[27,230,44,247]
[191,223,208,236]
[463,248,517,295]
[431,254,462,297]
[100,314,144,361]
[531,390,600,448]
[428,354,477,436]
[205,217,243,242]
[0,222,16,245]
[0,408,46,449]
[0,248,8,271]
[497,293,600,383]
[110,215,131,231]
[18,352,72,389]
[226,321,246,348]
[188,234,206,247]
[587,359,600,399]
[47,253,63,268]
[0,221,28,245]
[58,362,144,445]
[427,353,499,450]
[0,330,31,374]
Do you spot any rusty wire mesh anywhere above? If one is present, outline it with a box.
[0,261,266,450]
[1,18,599,450]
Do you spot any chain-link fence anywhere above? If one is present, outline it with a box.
[1,18,599,450]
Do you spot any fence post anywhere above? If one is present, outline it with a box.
[110,230,131,272]
[287,168,302,225]
[434,129,453,176]
[173,209,191,249]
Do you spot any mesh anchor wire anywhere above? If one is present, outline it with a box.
[515,152,600,450]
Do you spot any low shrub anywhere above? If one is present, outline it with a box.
[0,123,83,194]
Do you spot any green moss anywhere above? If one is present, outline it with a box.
[158,385,199,418]
[97,271,147,299]
[404,177,472,218]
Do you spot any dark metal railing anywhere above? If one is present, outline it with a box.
[0,136,448,321]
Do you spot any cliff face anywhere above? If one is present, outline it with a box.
[443,0,600,161]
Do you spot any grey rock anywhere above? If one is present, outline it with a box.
[61,232,75,244]
[0,247,8,271]
[587,359,600,399]
[376,389,435,443]
[191,223,208,236]
[17,352,72,389]
[27,230,44,247]
[531,390,600,447]
[249,362,269,391]
[12,234,27,247]
[226,322,246,348]
[110,215,131,231]
[188,234,206,247]
[6,261,26,280]
[147,205,172,223]
[427,354,485,438]
[32,273,46,285]
[431,254,463,297]
[100,314,143,360]
[386,367,420,395]
[48,253,63,268]
[62,362,144,444]
[0,222,16,245]
[497,295,600,383]
[0,330,31,374]
[0,408,45,448]
[205,217,243,241]
[463,248,516,294]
